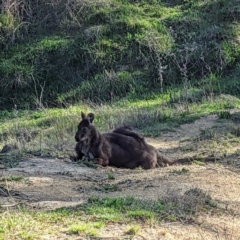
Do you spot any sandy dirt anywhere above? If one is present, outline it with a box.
[1,113,240,239]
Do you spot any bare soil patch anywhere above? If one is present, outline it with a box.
[1,113,240,239]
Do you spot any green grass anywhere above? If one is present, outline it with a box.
[0,0,240,109]
[217,111,232,119]
[108,173,115,180]
[0,189,225,239]
[193,160,205,166]
[0,207,104,239]
[0,176,27,182]
[169,168,190,175]
[125,225,141,236]
[67,222,103,237]
[82,192,218,223]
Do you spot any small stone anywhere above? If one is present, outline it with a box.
[64,158,72,163]
[1,144,14,153]
[0,164,5,169]
[109,167,116,172]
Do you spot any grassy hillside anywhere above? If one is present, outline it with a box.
[0,0,240,109]
[1,3,240,238]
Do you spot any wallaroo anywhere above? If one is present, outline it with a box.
[75,112,218,169]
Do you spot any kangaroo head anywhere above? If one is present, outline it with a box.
[75,112,95,142]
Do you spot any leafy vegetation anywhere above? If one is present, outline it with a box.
[0,191,220,239]
[0,0,240,109]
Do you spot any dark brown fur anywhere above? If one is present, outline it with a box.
[113,125,145,142]
[75,112,181,169]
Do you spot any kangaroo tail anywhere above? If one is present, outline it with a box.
[176,156,220,163]
[157,151,178,166]
[157,151,219,167]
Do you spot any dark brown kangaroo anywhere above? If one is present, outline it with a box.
[75,113,187,169]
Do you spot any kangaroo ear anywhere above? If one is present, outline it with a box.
[81,112,87,119]
[87,113,95,123]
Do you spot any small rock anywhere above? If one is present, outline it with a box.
[1,144,15,153]
[110,168,116,172]
[64,158,72,163]
[0,164,5,169]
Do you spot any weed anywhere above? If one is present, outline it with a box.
[127,210,155,221]
[234,149,240,156]
[193,160,205,166]
[217,111,232,119]
[67,223,100,237]
[199,128,217,140]
[78,159,98,169]
[179,137,192,142]
[108,173,115,180]
[134,166,143,171]
[184,188,217,208]
[0,176,28,183]
[230,126,240,137]
[180,146,194,152]
[170,168,190,175]
[125,225,140,235]
[0,154,19,168]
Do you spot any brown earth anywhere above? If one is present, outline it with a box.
[1,113,240,239]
